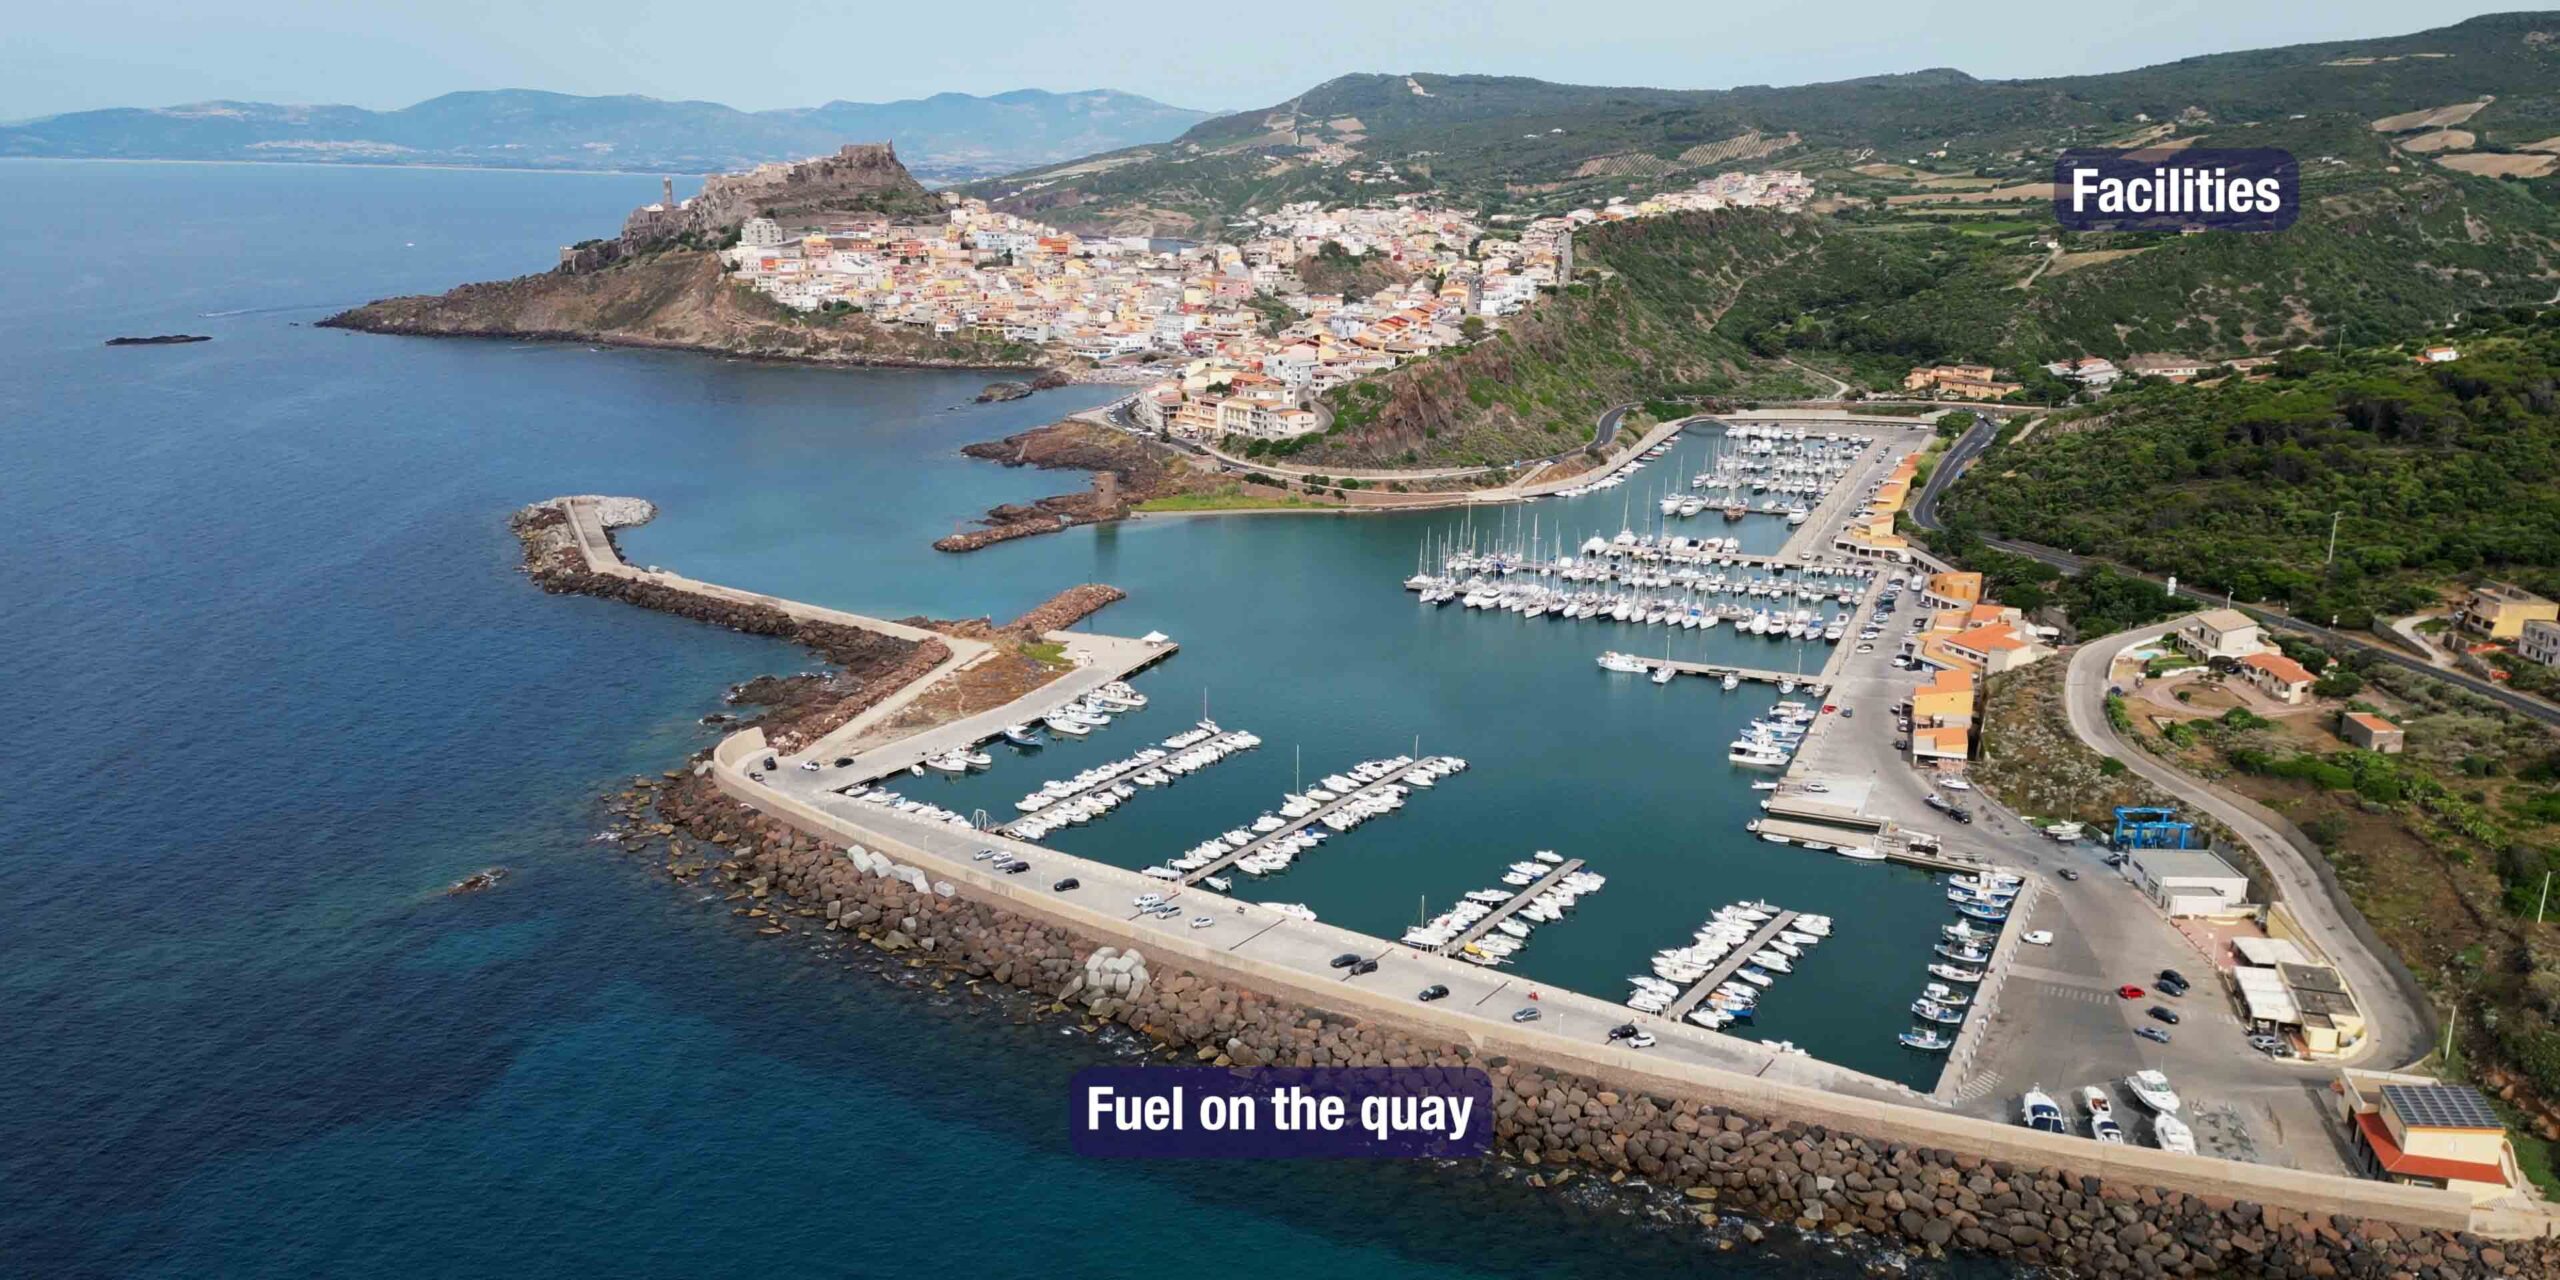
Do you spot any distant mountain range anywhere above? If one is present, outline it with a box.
[0,88,1212,182]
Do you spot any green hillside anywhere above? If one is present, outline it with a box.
[970,13,2560,235]
[1934,313,2560,627]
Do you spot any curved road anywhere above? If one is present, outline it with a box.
[2064,625,2438,1070]
[1906,419,2560,730]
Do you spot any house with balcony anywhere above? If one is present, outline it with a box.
[2457,582,2558,641]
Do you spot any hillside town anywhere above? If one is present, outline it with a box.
[717,169,1814,443]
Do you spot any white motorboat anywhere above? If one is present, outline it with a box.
[2021,1087,2068,1134]
[1596,651,1650,674]
[2150,1112,2197,1155]
[2125,1070,2181,1115]
[1042,715,1089,737]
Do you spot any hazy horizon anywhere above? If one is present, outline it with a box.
[3,0,2529,122]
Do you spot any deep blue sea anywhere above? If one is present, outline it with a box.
[0,160,2010,1278]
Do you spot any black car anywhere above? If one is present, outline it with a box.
[1418,984,1450,1002]
[2057,867,2081,881]
[1949,808,1974,824]
[1052,878,1080,892]
[762,757,778,772]
[2156,976,2188,997]
[1607,1023,1641,1041]
[833,756,854,768]
[1349,959,1379,976]
[1002,860,1031,875]
[2147,1005,2181,1025]
[1330,953,1363,969]
[2158,968,2190,988]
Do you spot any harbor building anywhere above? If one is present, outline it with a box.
[2335,1072,2533,1206]
[2120,843,2251,918]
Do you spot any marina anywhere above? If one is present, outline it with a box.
[992,718,1259,839]
[1168,754,1466,886]
[1661,908,1803,1023]
[1433,856,1591,957]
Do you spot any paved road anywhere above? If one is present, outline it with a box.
[2064,624,2438,1071]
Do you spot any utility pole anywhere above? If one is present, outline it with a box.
[2326,511,2342,567]
[2539,869,2552,925]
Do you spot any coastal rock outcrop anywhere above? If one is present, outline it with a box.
[618,767,2560,1280]
[937,421,1197,552]
[320,249,1033,370]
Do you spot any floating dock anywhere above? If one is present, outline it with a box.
[1436,858,1587,957]
[1662,910,1801,1022]
[989,726,1245,838]
[1180,759,1456,886]
[1634,658,1829,695]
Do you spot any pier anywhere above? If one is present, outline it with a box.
[1662,910,1800,1022]
[1436,858,1587,956]
[1180,758,1454,886]
[989,733,1242,838]
[1633,658,1829,695]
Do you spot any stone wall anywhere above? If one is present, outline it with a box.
[647,768,2560,1277]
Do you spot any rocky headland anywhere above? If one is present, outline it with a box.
[936,420,1200,552]
[320,142,1038,371]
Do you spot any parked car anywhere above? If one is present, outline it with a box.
[1511,1006,1542,1024]
[1330,953,1363,969]
[2136,1026,2172,1044]
[1052,878,1080,892]
[1002,860,1031,874]
[2158,968,2190,988]
[2156,976,2188,997]
[2117,985,2146,999]
[832,756,854,767]
[1349,958,1379,976]
[1418,984,1450,1002]
[2148,1006,2181,1025]
[1949,808,1974,825]
[2021,930,2054,946]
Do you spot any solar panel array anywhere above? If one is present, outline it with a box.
[2382,1083,2501,1130]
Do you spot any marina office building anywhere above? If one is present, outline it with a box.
[2120,843,2251,918]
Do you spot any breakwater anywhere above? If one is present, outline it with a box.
[641,769,2557,1275]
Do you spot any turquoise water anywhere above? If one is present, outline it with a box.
[0,160,2001,1278]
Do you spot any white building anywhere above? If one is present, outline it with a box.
[2520,618,2560,668]
[740,217,785,248]
[2170,608,2267,662]
[2122,845,2251,918]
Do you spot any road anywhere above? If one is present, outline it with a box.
[2064,625,2438,1071]
[1901,426,2560,730]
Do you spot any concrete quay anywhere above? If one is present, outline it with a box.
[710,726,2557,1242]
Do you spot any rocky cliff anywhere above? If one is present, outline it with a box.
[622,142,938,252]
[320,248,1036,368]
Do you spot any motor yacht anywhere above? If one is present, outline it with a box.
[2021,1087,2068,1134]
[2125,1070,2182,1115]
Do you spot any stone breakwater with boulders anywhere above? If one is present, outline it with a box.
[512,502,950,750]
[635,769,2557,1279]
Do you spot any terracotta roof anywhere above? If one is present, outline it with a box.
[2241,652,2315,684]
[2353,1111,2510,1186]
[2345,712,2399,732]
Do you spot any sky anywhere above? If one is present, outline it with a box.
[0,0,2526,120]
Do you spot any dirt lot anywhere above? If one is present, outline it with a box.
[2439,152,2559,179]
